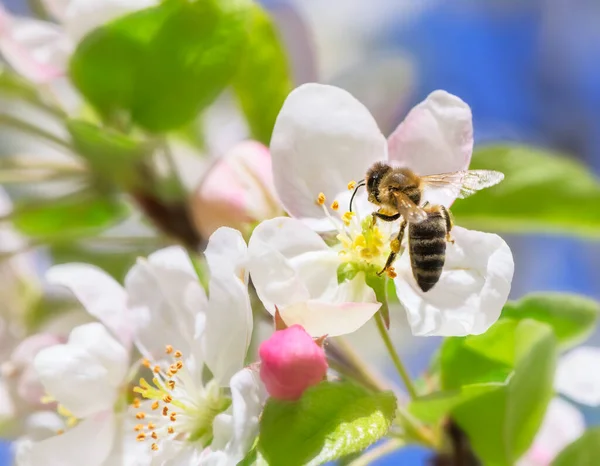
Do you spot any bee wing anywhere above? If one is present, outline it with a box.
[421,170,504,200]
[392,191,428,223]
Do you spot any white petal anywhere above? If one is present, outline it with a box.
[24,412,115,466]
[395,227,514,336]
[248,217,329,311]
[0,8,71,83]
[555,346,600,406]
[47,264,133,347]
[41,0,70,21]
[34,323,128,417]
[202,276,252,386]
[270,83,387,230]
[209,369,266,465]
[0,379,15,420]
[517,398,585,466]
[280,273,380,337]
[126,246,206,359]
[204,227,248,283]
[23,412,65,441]
[388,91,473,205]
[63,0,159,42]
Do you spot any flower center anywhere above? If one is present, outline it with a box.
[316,188,392,273]
[132,345,231,452]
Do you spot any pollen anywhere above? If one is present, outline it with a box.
[342,211,355,226]
[174,350,182,358]
[132,398,141,409]
[386,267,397,279]
[134,424,144,432]
[137,433,146,442]
[151,443,159,451]
[168,426,175,434]
[331,201,339,211]
[162,407,169,416]
[148,422,155,430]
[163,394,172,403]
[167,380,175,390]
[170,413,177,422]
[142,359,151,368]
[151,401,159,410]
[151,432,158,439]
[136,412,146,420]
[347,180,357,190]
[317,192,326,205]
[176,361,183,370]
[165,345,173,355]
[153,365,160,374]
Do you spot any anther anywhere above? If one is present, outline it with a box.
[151,401,159,410]
[170,413,177,422]
[331,201,339,211]
[169,364,178,374]
[342,211,354,226]
[162,407,169,416]
[134,424,144,432]
[167,380,175,390]
[132,398,141,408]
[136,433,146,442]
[386,267,397,279]
[167,426,174,434]
[142,359,151,368]
[151,443,159,451]
[163,394,172,403]
[136,412,146,420]
[165,345,173,355]
[347,181,357,190]
[57,429,64,435]
[151,432,158,439]
[175,361,183,370]
[148,422,155,430]
[174,350,182,358]
[153,366,160,374]
[317,192,326,205]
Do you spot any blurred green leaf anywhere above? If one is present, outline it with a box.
[501,293,600,349]
[70,0,252,132]
[259,382,396,466]
[452,145,600,237]
[232,4,292,144]
[12,194,129,239]
[552,428,600,466]
[67,119,149,187]
[445,320,557,466]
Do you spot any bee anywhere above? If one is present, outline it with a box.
[350,162,504,292]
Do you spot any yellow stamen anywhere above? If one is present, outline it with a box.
[132,398,141,409]
[331,201,339,211]
[163,394,172,403]
[151,401,159,410]
[147,422,155,430]
[170,413,177,422]
[137,433,146,442]
[167,380,175,390]
[174,350,182,358]
[347,180,357,190]
[151,432,158,439]
[167,426,174,434]
[134,424,144,432]
[162,407,169,416]
[342,211,354,226]
[317,192,326,205]
[142,359,151,368]
[153,365,160,374]
[386,267,397,279]
[151,443,159,451]
[136,412,146,420]
[165,345,173,355]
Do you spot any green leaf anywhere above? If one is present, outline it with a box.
[501,293,600,349]
[451,320,557,466]
[552,428,600,466]
[452,145,600,237]
[232,4,292,144]
[12,194,129,239]
[70,0,252,132]
[67,119,150,187]
[258,382,397,466]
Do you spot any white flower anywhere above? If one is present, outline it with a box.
[21,228,263,465]
[554,346,600,406]
[258,83,514,337]
[0,0,157,83]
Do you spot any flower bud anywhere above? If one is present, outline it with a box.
[191,141,283,238]
[259,325,328,401]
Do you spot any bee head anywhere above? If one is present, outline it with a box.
[366,162,392,204]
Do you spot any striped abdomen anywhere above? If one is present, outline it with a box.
[408,209,448,292]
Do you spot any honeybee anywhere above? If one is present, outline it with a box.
[351,162,504,291]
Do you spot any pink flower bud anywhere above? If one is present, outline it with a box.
[259,325,328,401]
[191,141,283,238]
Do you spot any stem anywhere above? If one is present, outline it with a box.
[348,439,404,466]
[374,310,418,400]
[0,114,72,150]
[330,337,392,392]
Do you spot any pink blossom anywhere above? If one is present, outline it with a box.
[191,141,283,238]
[259,325,327,401]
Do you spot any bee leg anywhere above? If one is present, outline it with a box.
[372,210,401,225]
[440,206,455,244]
[377,219,407,277]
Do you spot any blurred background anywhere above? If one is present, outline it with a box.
[1,0,600,464]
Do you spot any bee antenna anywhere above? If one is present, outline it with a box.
[349,180,366,213]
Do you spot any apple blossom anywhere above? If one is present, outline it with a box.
[257,83,514,337]
[259,325,328,400]
[0,0,157,83]
[191,140,283,238]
